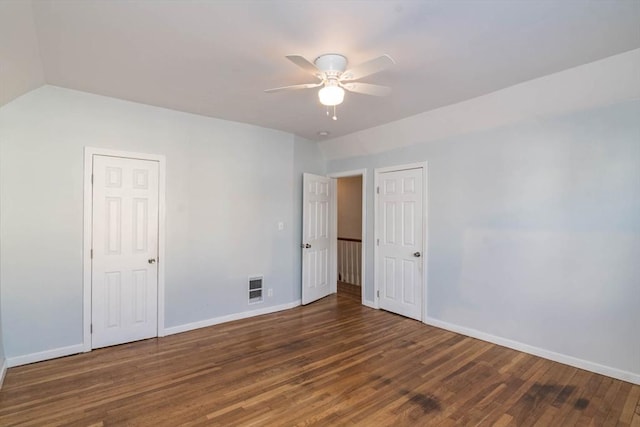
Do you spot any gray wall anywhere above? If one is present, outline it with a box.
[0,184,3,364]
[0,292,4,365]
[0,208,4,369]
[0,85,309,358]
[327,100,640,376]
[337,176,363,240]
[1,83,637,380]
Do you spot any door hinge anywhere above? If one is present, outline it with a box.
[376,186,380,194]
[91,174,94,184]
[90,324,93,334]
[376,238,379,246]
[90,249,93,259]
[377,290,380,298]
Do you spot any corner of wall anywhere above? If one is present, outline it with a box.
[0,0,46,107]
[0,146,5,389]
[0,303,5,388]
[293,135,327,175]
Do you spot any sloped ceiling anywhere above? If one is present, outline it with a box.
[3,0,640,140]
[0,1,45,106]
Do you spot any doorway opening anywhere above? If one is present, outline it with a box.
[336,176,363,302]
[301,170,366,306]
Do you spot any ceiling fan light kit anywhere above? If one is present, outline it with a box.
[265,52,395,120]
[318,84,345,106]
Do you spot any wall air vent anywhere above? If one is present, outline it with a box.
[249,276,263,304]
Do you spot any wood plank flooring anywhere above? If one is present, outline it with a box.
[338,281,361,301]
[1,294,638,426]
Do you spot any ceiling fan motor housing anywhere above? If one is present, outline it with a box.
[314,54,348,77]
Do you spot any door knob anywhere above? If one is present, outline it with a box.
[413,252,421,257]
[301,243,311,249]
[148,258,156,264]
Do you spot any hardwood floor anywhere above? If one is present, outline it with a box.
[338,281,361,301]
[1,295,638,426]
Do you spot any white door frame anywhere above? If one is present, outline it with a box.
[83,147,167,352]
[328,169,367,306]
[373,162,428,318]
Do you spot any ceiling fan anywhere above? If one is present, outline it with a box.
[264,53,395,120]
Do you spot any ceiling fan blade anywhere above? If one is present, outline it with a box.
[341,82,391,97]
[340,54,395,81]
[286,55,322,77]
[264,82,323,93]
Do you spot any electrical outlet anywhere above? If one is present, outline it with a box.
[268,288,273,297]
[277,221,284,231]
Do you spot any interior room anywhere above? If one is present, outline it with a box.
[0,0,638,425]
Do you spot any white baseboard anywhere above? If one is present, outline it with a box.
[4,302,302,367]
[362,299,378,309]
[7,343,85,368]
[424,317,640,385]
[164,300,302,336]
[0,358,7,388]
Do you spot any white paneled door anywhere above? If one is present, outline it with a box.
[92,155,159,348]
[377,168,424,320]
[302,173,333,305]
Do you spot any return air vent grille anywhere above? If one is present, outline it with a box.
[249,276,263,304]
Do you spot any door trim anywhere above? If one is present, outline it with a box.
[328,169,367,306]
[83,147,167,352]
[373,162,428,317]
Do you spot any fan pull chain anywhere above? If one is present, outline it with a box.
[324,104,338,120]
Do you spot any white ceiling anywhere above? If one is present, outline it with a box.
[18,0,640,140]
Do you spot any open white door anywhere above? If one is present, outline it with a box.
[92,155,159,348]
[376,167,424,320]
[302,173,333,305]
